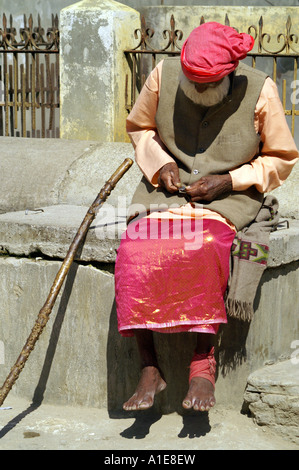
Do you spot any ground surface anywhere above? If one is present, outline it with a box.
[0,396,298,451]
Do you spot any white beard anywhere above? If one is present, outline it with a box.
[179,71,230,107]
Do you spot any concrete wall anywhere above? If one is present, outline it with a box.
[0,0,75,28]
[0,137,298,412]
[112,1,299,9]
[0,256,298,412]
[3,0,298,18]
[139,5,299,47]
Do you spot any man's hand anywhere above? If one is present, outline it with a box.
[185,174,232,202]
[158,162,181,193]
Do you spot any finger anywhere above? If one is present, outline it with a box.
[158,163,180,192]
[164,168,181,192]
[167,175,180,192]
[170,169,181,189]
[185,184,205,198]
[190,195,205,202]
[159,172,176,192]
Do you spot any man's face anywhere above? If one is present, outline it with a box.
[179,72,230,107]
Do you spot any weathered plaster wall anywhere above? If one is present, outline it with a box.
[59,0,140,142]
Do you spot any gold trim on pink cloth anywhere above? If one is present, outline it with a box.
[145,203,236,231]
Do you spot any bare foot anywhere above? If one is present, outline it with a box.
[123,366,167,411]
[182,377,215,411]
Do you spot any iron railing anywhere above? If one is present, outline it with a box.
[124,14,299,136]
[0,13,59,138]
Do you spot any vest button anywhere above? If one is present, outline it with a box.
[198,147,205,153]
[193,169,199,175]
[202,121,209,127]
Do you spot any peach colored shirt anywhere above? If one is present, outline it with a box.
[127,60,298,194]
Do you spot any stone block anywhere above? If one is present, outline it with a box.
[244,360,299,443]
[0,138,137,214]
[0,257,117,409]
[0,204,123,262]
[0,138,98,213]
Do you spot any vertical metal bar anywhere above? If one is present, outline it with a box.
[49,61,55,133]
[51,63,56,136]
[8,63,13,136]
[25,52,30,136]
[125,73,129,112]
[282,78,287,111]
[13,52,18,130]
[4,72,9,136]
[45,55,50,138]
[272,56,277,83]
[21,67,26,137]
[55,53,59,104]
[45,53,50,100]
[40,62,45,138]
[152,52,156,71]
[2,54,8,136]
[36,53,40,112]
[36,52,41,138]
[31,53,36,135]
[55,53,60,137]
[291,57,297,136]
[3,52,7,99]
[0,65,3,136]
[25,53,29,96]
[132,54,136,108]
[45,54,51,135]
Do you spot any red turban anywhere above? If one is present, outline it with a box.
[181,22,254,83]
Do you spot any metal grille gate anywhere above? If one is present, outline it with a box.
[0,14,59,138]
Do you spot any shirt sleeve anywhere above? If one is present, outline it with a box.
[126,60,175,186]
[229,77,299,193]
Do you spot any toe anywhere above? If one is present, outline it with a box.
[139,401,152,410]
[182,398,192,409]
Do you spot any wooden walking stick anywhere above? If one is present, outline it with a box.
[0,157,133,407]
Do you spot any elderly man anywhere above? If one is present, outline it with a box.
[114,22,298,412]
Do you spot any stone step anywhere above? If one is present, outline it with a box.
[244,359,299,444]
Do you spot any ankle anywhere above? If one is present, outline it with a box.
[195,344,214,355]
[140,359,159,369]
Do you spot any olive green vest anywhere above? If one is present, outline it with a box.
[128,58,267,230]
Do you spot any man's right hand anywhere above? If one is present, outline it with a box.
[157,162,181,193]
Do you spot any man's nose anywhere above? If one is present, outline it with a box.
[194,83,209,93]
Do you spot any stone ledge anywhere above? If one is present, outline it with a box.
[244,360,299,444]
[0,204,125,263]
[245,359,299,396]
[268,219,299,267]
[0,138,137,214]
[0,204,298,266]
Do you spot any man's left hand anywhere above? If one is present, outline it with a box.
[185,174,232,202]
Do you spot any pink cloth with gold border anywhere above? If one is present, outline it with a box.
[115,216,235,337]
